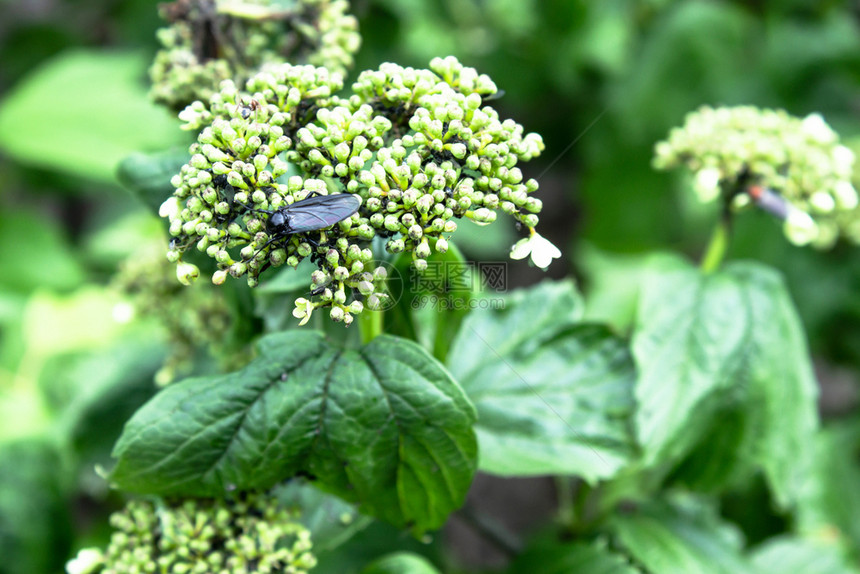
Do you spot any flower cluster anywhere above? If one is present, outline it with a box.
[163,56,550,325]
[113,243,239,385]
[150,0,360,111]
[654,105,858,248]
[65,493,316,574]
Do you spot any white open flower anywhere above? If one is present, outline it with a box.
[292,297,314,326]
[66,548,105,574]
[176,261,200,285]
[693,167,722,203]
[510,231,561,270]
[784,208,819,246]
[833,180,859,210]
[159,196,181,219]
[832,144,855,177]
[801,113,837,145]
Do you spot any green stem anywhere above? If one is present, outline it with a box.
[456,505,522,557]
[555,476,575,529]
[358,307,383,344]
[572,481,591,528]
[700,217,730,273]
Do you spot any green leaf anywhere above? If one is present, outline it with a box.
[387,241,479,361]
[253,260,317,332]
[447,281,635,481]
[729,262,818,508]
[0,208,85,295]
[580,244,651,334]
[40,340,164,468]
[0,49,186,183]
[0,438,72,574]
[274,479,373,554]
[110,332,477,534]
[749,536,860,574]
[361,552,441,574]
[312,520,441,574]
[116,147,191,214]
[611,498,755,574]
[632,255,750,464]
[796,420,860,553]
[632,256,818,507]
[509,539,640,574]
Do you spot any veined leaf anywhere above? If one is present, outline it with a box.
[749,535,859,574]
[510,538,640,574]
[448,281,635,481]
[361,552,441,574]
[111,332,477,534]
[632,255,818,508]
[0,49,185,182]
[611,498,755,574]
[117,148,191,214]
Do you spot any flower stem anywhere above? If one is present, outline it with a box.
[700,217,730,273]
[456,505,521,557]
[555,476,575,528]
[358,308,383,344]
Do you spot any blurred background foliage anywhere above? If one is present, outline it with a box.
[1,0,860,572]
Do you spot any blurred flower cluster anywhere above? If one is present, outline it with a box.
[654,105,858,248]
[66,493,315,574]
[164,56,548,325]
[113,244,240,385]
[150,0,360,111]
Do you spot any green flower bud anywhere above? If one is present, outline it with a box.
[334,266,349,281]
[416,240,431,259]
[326,249,340,266]
[176,261,200,285]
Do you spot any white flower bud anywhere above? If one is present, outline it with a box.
[159,196,181,219]
[693,167,722,203]
[809,191,835,213]
[784,209,818,246]
[176,262,200,285]
[833,181,858,210]
[801,113,836,145]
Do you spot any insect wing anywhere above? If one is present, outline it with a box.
[285,194,361,234]
[749,185,790,220]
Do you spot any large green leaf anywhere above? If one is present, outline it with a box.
[388,241,479,361]
[274,479,373,554]
[0,438,72,574]
[749,536,859,574]
[796,420,860,554]
[632,256,818,507]
[0,49,185,182]
[611,498,755,574]
[116,147,191,214]
[580,244,651,334]
[732,262,819,508]
[447,281,635,481]
[39,339,164,469]
[111,332,477,534]
[361,552,441,574]
[311,520,441,574]
[0,209,84,295]
[509,539,640,574]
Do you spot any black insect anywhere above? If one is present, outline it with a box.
[238,99,260,119]
[240,193,361,259]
